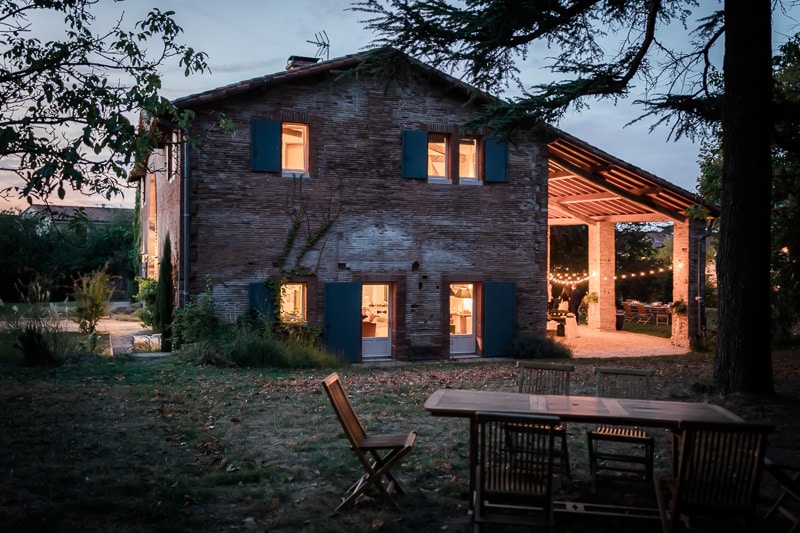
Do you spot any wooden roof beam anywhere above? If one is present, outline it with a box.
[549,153,686,223]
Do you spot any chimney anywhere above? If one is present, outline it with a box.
[286,55,320,70]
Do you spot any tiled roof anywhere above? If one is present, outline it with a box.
[172,49,492,109]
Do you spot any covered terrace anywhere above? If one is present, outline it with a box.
[546,129,719,348]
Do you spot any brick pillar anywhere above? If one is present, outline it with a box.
[588,222,616,330]
[671,218,707,347]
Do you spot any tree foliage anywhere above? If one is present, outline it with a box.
[354,0,791,393]
[0,208,134,302]
[698,34,800,342]
[0,0,207,205]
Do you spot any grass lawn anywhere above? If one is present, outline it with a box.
[0,344,798,532]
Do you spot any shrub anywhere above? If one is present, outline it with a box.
[172,276,225,347]
[281,341,343,369]
[3,279,70,366]
[133,276,158,327]
[229,331,286,367]
[72,264,112,334]
[509,333,573,360]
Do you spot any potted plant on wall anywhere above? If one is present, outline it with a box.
[670,299,687,317]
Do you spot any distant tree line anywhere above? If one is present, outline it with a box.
[0,209,135,303]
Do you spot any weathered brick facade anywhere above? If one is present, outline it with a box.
[140,54,548,360]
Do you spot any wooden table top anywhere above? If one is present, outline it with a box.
[424,389,743,428]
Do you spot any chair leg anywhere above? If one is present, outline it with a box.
[331,447,411,515]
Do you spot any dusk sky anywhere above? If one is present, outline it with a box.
[3,1,798,211]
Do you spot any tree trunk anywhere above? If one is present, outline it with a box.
[714,0,774,394]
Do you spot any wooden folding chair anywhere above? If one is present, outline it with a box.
[321,372,418,515]
[654,307,670,326]
[517,361,574,478]
[635,303,654,324]
[654,420,773,532]
[472,411,560,532]
[587,367,655,484]
[763,448,800,532]
[621,302,637,322]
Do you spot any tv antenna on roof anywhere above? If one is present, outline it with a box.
[307,30,330,60]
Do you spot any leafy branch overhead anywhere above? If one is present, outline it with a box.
[353,0,727,139]
[0,0,208,204]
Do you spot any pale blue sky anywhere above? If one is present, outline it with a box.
[4,1,798,211]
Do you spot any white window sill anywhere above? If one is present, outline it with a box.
[427,177,451,185]
[459,179,482,186]
[282,171,310,179]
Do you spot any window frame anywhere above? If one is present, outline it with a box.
[281,122,310,178]
[251,119,311,178]
[279,282,307,324]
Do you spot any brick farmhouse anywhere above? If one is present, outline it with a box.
[133,50,712,362]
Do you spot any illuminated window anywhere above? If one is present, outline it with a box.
[280,283,306,323]
[459,137,478,180]
[282,123,308,175]
[427,133,448,179]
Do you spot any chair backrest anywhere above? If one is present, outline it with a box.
[475,411,560,505]
[635,303,650,315]
[672,421,772,514]
[621,302,635,317]
[322,373,367,449]
[518,361,574,395]
[594,367,652,399]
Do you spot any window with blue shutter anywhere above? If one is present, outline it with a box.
[251,120,281,172]
[484,137,508,183]
[402,130,428,179]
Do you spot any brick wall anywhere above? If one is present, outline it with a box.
[154,69,550,357]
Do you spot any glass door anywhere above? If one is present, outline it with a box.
[361,284,391,358]
[449,283,476,354]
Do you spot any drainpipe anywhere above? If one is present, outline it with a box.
[696,225,714,336]
[156,118,190,307]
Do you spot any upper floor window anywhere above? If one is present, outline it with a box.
[427,133,448,179]
[251,119,310,177]
[280,282,306,323]
[402,129,507,183]
[459,137,478,182]
[282,123,308,175]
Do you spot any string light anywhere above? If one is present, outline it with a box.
[549,265,673,285]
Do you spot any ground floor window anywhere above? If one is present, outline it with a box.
[280,283,306,323]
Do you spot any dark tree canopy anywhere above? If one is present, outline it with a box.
[353,0,796,393]
[0,0,207,205]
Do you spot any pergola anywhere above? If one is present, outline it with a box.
[546,128,719,347]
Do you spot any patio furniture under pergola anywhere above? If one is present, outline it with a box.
[546,129,720,348]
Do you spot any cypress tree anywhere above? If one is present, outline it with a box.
[153,233,174,351]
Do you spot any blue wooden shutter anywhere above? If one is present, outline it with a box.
[402,130,428,179]
[482,281,516,357]
[324,282,362,362]
[484,137,508,183]
[251,120,281,172]
[248,281,275,322]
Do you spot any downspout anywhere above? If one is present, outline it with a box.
[156,118,190,307]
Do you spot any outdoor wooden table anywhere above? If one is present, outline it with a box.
[424,389,744,519]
